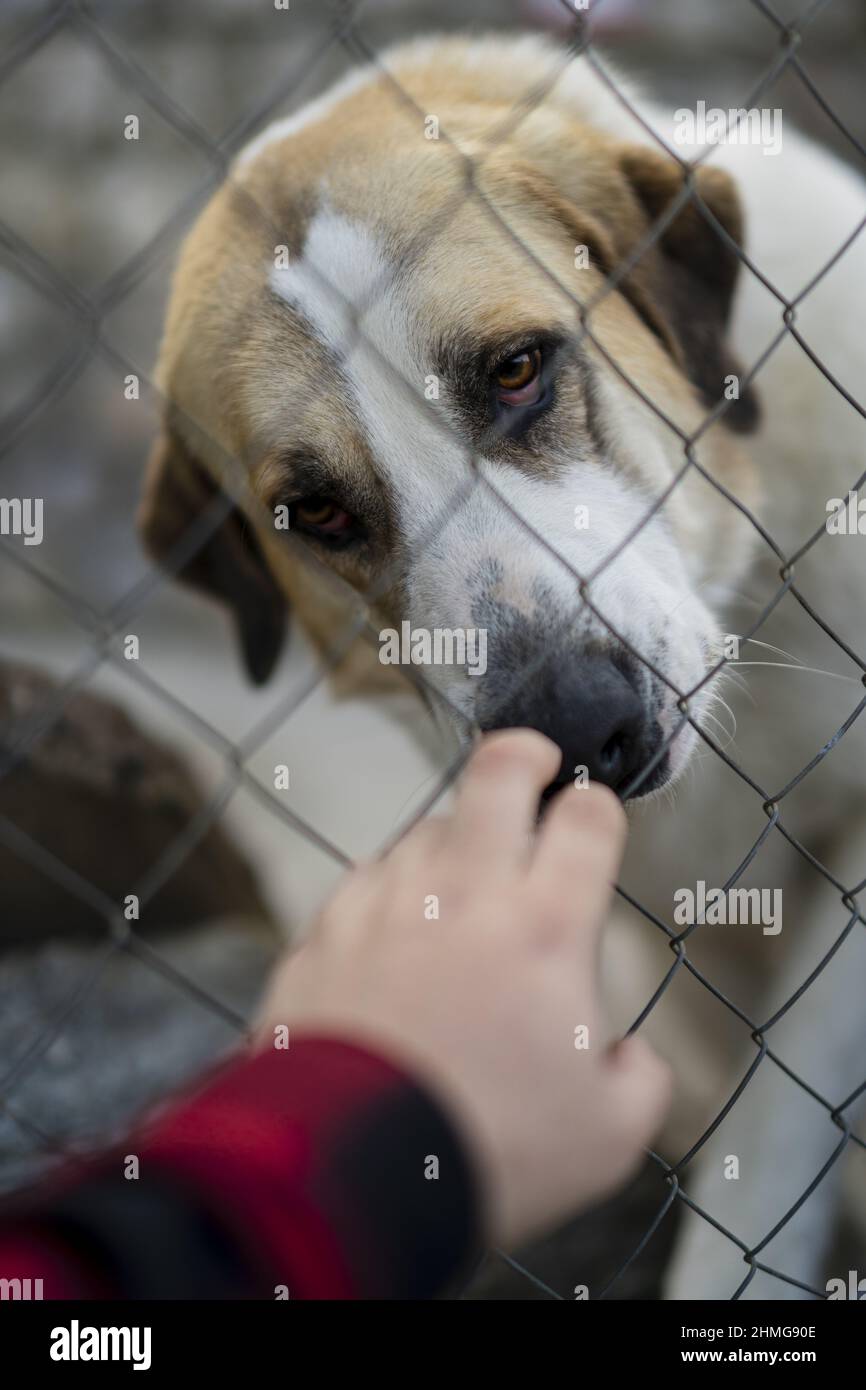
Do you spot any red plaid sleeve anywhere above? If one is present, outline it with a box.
[0,1038,482,1300]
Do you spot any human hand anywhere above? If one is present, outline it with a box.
[256,730,671,1246]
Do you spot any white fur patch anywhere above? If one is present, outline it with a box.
[269,206,465,532]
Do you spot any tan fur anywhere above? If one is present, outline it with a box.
[142,39,759,675]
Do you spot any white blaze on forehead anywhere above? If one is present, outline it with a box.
[269,206,474,538]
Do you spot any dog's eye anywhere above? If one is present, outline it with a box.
[293,496,356,541]
[495,347,543,406]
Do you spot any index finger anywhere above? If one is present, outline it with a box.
[447,729,562,866]
[530,783,627,949]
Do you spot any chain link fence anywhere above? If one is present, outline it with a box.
[0,0,864,1299]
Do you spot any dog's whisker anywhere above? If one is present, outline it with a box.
[702,681,738,730]
[715,667,753,702]
[739,637,808,663]
[700,700,733,733]
[700,706,736,750]
[726,680,752,705]
[727,661,860,683]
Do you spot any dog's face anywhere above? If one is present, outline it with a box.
[140,38,761,798]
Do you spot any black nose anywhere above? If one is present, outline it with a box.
[480,652,665,799]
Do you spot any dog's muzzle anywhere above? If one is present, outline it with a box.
[477,648,668,801]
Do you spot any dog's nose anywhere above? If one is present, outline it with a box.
[480,652,664,799]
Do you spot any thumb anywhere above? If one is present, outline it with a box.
[605,1034,673,1152]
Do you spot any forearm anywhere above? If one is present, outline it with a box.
[0,1039,482,1300]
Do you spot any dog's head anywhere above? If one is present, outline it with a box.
[140,37,761,799]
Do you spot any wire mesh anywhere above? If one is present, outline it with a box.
[0,0,864,1300]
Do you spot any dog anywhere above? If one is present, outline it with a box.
[138,33,866,1298]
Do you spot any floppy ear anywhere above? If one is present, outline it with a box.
[616,147,759,433]
[138,430,287,684]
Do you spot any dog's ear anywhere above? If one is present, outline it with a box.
[616,147,759,433]
[138,430,287,684]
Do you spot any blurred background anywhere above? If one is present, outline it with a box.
[0,0,864,1295]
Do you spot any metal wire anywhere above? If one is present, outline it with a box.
[0,0,864,1300]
